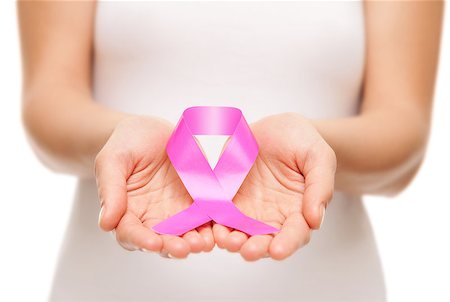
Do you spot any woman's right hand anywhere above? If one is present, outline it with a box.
[95,116,215,258]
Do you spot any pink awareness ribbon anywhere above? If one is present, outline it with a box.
[152,106,279,236]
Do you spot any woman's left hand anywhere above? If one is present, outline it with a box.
[213,113,337,261]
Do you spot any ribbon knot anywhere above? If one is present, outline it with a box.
[153,106,279,236]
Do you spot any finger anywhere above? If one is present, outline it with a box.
[301,142,336,229]
[182,230,205,253]
[223,230,248,253]
[95,151,130,231]
[115,213,163,252]
[269,212,310,260]
[197,223,215,252]
[161,235,190,259]
[240,235,273,261]
[213,224,232,249]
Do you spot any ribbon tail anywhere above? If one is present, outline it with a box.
[196,200,279,236]
[152,203,211,236]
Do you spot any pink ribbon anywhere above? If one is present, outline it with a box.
[152,106,279,236]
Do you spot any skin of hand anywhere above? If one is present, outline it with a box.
[95,113,334,261]
[95,116,215,258]
[214,113,336,261]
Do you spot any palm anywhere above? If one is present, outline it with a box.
[125,156,191,228]
[97,117,214,258]
[235,153,305,232]
[214,113,335,261]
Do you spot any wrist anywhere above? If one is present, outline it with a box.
[80,103,133,171]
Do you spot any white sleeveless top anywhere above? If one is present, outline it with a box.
[50,2,386,301]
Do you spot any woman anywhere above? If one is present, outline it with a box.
[19,1,442,301]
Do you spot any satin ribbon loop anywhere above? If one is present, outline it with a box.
[152,106,279,236]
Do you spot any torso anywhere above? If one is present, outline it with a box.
[50,2,386,301]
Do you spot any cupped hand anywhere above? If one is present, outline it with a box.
[213,113,336,261]
[95,116,214,258]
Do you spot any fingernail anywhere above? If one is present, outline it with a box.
[319,204,326,229]
[98,205,105,227]
[140,248,150,253]
[159,251,174,259]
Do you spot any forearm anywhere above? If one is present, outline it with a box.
[313,105,429,195]
[18,1,122,176]
[22,88,130,177]
[317,1,442,196]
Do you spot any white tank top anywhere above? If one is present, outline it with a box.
[50,2,386,301]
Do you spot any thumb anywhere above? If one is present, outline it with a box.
[301,142,336,230]
[95,151,130,231]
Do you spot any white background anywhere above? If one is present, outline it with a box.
[1,1,449,301]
